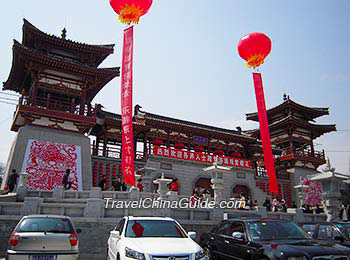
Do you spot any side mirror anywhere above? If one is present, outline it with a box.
[188,231,196,240]
[232,232,245,241]
[110,230,120,238]
[76,228,82,234]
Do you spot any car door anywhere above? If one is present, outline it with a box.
[301,223,318,238]
[224,222,255,260]
[211,221,233,259]
[109,218,125,259]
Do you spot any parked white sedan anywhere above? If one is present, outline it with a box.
[107,216,207,260]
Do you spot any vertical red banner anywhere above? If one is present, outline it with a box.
[253,72,278,194]
[121,26,135,186]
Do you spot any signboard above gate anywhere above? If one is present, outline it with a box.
[153,146,251,169]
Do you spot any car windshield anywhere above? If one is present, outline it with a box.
[125,220,187,238]
[247,221,311,241]
[335,223,350,239]
[16,217,74,233]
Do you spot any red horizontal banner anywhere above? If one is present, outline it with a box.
[153,146,251,168]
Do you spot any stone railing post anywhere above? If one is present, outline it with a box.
[89,187,102,198]
[84,198,104,218]
[21,197,43,216]
[287,208,305,223]
[256,206,268,218]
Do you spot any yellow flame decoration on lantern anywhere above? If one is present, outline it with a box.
[119,4,143,24]
[245,54,267,69]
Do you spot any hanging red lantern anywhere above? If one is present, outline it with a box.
[174,143,185,149]
[194,146,205,152]
[152,139,163,146]
[214,149,224,155]
[231,151,241,158]
[237,32,271,68]
[110,0,153,24]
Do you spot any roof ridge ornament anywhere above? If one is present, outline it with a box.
[61,28,67,40]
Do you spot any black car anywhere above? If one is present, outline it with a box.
[300,222,350,247]
[199,218,350,260]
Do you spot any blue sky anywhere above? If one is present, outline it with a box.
[0,0,349,173]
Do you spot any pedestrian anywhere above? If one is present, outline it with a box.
[239,193,246,210]
[272,198,279,212]
[169,178,179,192]
[113,178,122,191]
[8,169,19,192]
[254,200,259,207]
[247,196,255,210]
[193,186,201,195]
[121,182,127,191]
[62,169,72,190]
[98,175,106,191]
[263,196,272,211]
[280,199,287,212]
[339,204,348,221]
[190,192,199,207]
[315,204,324,214]
[137,179,144,192]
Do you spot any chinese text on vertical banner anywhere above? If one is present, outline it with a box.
[253,72,278,193]
[121,26,135,186]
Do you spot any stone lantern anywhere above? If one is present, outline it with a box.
[203,157,231,204]
[310,171,349,222]
[139,166,156,193]
[153,173,172,198]
[293,183,309,208]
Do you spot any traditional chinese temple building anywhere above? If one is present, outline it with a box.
[1,20,336,206]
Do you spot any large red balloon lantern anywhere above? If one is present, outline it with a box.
[238,32,271,68]
[110,0,153,24]
[237,32,278,194]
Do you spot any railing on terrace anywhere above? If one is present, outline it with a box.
[91,144,147,161]
[280,147,325,161]
[19,96,96,117]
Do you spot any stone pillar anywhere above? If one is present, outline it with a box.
[89,187,102,198]
[287,208,305,223]
[211,177,224,205]
[84,198,104,218]
[256,206,268,218]
[166,191,178,202]
[16,172,29,202]
[129,186,140,200]
[21,197,43,216]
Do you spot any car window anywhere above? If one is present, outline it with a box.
[336,223,350,239]
[16,217,74,233]
[317,225,342,240]
[302,224,317,236]
[115,219,126,233]
[229,222,246,239]
[215,222,232,236]
[246,221,310,241]
[125,220,186,238]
